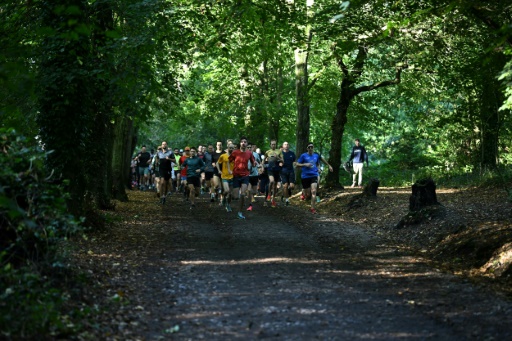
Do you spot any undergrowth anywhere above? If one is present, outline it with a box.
[0,129,88,339]
[363,162,512,194]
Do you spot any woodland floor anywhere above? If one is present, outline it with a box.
[68,183,512,340]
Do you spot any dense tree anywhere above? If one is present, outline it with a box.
[2,0,512,211]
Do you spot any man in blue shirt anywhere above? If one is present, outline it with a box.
[296,142,333,214]
[348,138,369,188]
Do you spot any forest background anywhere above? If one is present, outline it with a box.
[1,0,512,338]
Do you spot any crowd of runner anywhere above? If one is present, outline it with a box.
[131,138,333,217]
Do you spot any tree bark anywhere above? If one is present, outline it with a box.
[325,79,351,188]
[269,66,283,142]
[37,0,92,216]
[409,178,438,211]
[479,54,506,170]
[294,32,312,183]
[91,0,115,209]
[112,115,135,202]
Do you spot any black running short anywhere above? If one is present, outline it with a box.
[280,171,295,185]
[249,176,259,187]
[187,176,201,188]
[301,176,318,189]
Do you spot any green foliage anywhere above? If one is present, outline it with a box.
[0,266,77,339]
[364,157,512,189]
[0,129,85,337]
[0,129,83,266]
[499,57,512,111]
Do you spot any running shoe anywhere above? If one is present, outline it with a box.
[246,205,253,211]
[226,204,232,212]
[271,200,277,208]
[310,208,317,214]
[237,212,246,219]
[300,194,305,201]
[266,195,271,201]
[285,200,290,206]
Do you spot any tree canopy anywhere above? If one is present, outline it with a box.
[1,0,511,208]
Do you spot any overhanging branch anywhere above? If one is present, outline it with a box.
[352,66,404,97]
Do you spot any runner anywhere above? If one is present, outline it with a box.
[217,143,235,212]
[211,141,224,202]
[264,139,283,208]
[280,141,296,206]
[180,147,206,209]
[225,139,233,152]
[148,148,156,190]
[152,146,162,197]
[179,147,191,201]
[246,142,262,211]
[134,146,151,190]
[203,144,216,202]
[157,142,176,205]
[130,157,137,188]
[197,145,206,193]
[296,142,333,214]
[173,148,181,192]
[228,137,256,219]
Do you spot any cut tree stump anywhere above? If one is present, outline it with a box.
[363,178,380,197]
[409,178,438,211]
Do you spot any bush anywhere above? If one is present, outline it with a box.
[0,128,84,338]
[364,159,512,189]
[0,129,82,266]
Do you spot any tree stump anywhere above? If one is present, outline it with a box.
[409,178,438,211]
[363,178,380,196]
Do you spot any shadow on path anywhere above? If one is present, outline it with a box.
[78,191,512,340]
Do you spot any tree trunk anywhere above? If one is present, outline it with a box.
[295,46,311,183]
[243,64,266,146]
[325,81,351,188]
[363,178,380,197]
[112,115,135,201]
[37,0,91,216]
[479,54,506,170]
[91,113,114,209]
[409,178,438,211]
[269,66,283,142]
[91,0,115,209]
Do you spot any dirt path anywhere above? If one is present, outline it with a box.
[75,191,512,340]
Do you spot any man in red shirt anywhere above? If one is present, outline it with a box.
[228,136,256,219]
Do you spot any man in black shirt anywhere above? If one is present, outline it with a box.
[134,146,151,190]
[158,141,176,204]
[211,141,224,202]
[280,141,296,206]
